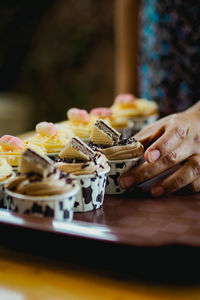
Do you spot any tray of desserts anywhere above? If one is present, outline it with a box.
[3,95,200,248]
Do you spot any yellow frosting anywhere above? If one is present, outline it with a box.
[0,157,13,182]
[0,143,46,167]
[61,120,94,139]
[25,131,69,155]
[111,98,158,118]
[110,117,133,130]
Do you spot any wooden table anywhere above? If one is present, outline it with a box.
[1,244,200,300]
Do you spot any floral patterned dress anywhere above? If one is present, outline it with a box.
[138,0,200,116]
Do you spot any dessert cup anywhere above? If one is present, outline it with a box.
[55,136,110,212]
[89,119,144,195]
[0,135,46,168]
[74,166,110,212]
[24,122,70,157]
[6,183,79,221]
[111,95,159,134]
[105,157,141,195]
[0,171,16,208]
[63,108,94,140]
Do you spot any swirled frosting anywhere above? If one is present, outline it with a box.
[55,152,109,175]
[6,171,75,196]
[89,136,144,161]
[25,133,69,155]
[25,123,73,155]
[6,148,76,196]
[0,157,13,182]
[61,120,93,139]
[0,142,46,167]
[97,141,143,160]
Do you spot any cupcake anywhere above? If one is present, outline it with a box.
[0,135,45,168]
[55,136,110,212]
[61,108,93,141]
[90,107,112,124]
[111,94,158,133]
[5,148,79,221]
[89,119,144,195]
[0,157,15,208]
[90,107,133,139]
[25,121,70,157]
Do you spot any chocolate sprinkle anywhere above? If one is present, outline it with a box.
[66,178,73,184]
[81,163,89,169]
[89,136,137,148]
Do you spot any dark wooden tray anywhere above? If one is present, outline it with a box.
[1,186,200,248]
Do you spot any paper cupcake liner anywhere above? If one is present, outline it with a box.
[0,172,16,209]
[131,114,159,134]
[105,157,141,195]
[6,184,79,221]
[74,167,110,212]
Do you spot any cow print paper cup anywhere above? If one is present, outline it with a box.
[105,158,141,195]
[6,183,79,221]
[74,166,110,212]
[0,172,16,209]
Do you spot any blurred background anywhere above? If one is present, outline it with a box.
[1,0,199,135]
[0,0,118,135]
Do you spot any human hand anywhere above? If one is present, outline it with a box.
[120,107,200,196]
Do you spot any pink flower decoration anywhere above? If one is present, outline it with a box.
[114,94,136,104]
[90,107,112,118]
[0,135,24,150]
[36,122,57,137]
[67,108,89,123]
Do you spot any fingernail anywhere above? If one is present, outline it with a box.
[148,150,160,163]
[120,175,135,188]
[151,186,164,197]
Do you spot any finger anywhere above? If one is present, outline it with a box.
[134,118,166,148]
[144,123,189,163]
[187,176,200,193]
[151,154,200,197]
[120,142,192,189]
